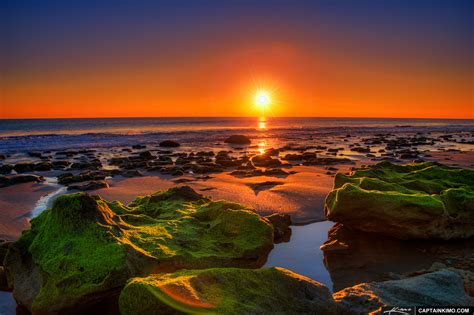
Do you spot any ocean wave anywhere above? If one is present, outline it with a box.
[1,121,473,153]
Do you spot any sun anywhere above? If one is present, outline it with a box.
[254,90,271,108]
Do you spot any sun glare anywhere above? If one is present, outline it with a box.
[254,90,271,108]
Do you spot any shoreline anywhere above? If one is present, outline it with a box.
[0,129,473,313]
[1,131,473,240]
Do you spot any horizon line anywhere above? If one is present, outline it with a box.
[1,115,473,120]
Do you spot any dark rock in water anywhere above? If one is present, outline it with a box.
[264,148,280,156]
[224,135,251,145]
[70,160,102,170]
[264,168,290,177]
[0,164,13,175]
[247,181,284,194]
[121,170,143,178]
[33,162,52,171]
[0,267,9,291]
[51,160,71,170]
[172,178,195,184]
[230,167,290,178]
[67,180,109,191]
[14,162,53,173]
[4,187,274,313]
[55,150,77,157]
[325,161,474,239]
[175,156,190,165]
[58,171,107,185]
[132,144,146,149]
[119,267,336,315]
[159,140,180,147]
[215,155,242,167]
[265,214,292,243]
[0,155,5,160]
[303,157,353,166]
[0,174,44,187]
[230,169,263,177]
[237,163,256,171]
[282,153,303,161]
[320,223,474,291]
[334,269,473,313]
[57,172,75,184]
[137,151,154,159]
[302,152,317,160]
[27,151,43,158]
[251,155,282,167]
[160,166,185,176]
[350,146,371,153]
[13,163,35,173]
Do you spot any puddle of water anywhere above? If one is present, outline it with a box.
[0,291,16,315]
[264,220,334,291]
[2,199,335,312]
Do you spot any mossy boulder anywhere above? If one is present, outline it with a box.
[4,186,274,314]
[119,267,336,315]
[325,161,474,239]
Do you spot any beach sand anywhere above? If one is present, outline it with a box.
[0,182,56,240]
[1,151,472,240]
[86,165,350,224]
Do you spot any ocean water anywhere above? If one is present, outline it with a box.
[0,117,473,152]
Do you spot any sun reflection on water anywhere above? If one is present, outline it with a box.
[258,117,267,130]
[257,139,267,155]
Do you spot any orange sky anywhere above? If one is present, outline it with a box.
[1,1,473,119]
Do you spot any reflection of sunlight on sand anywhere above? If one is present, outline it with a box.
[144,282,215,314]
[90,165,348,224]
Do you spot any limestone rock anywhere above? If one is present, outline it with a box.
[325,161,474,239]
[119,267,336,315]
[4,186,274,314]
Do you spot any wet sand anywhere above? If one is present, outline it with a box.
[0,164,343,239]
[0,130,473,313]
[92,165,345,224]
[0,150,471,240]
[425,150,474,168]
[0,182,56,240]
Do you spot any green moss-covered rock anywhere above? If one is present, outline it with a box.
[119,267,336,315]
[5,186,274,314]
[325,161,474,239]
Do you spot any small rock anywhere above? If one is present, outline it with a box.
[224,135,251,145]
[265,213,292,243]
[159,140,180,147]
[0,174,44,187]
[67,180,108,191]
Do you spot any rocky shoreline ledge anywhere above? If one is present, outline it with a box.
[321,161,474,313]
[0,160,473,314]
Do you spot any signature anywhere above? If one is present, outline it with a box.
[383,307,413,315]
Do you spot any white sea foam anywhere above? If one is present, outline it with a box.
[30,178,68,218]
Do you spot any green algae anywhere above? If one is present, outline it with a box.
[11,193,129,312]
[119,267,336,315]
[325,161,474,239]
[6,186,274,313]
